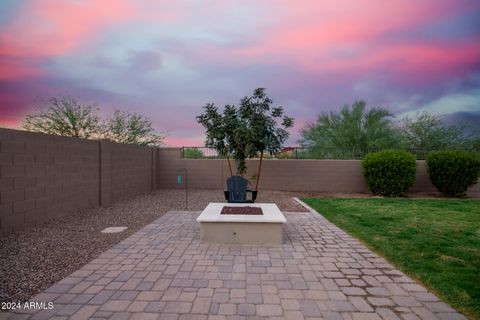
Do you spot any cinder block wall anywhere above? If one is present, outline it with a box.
[157,148,228,190]
[157,148,480,196]
[0,129,99,236]
[111,142,157,202]
[157,148,369,191]
[0,128,156,236]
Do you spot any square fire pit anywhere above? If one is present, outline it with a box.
[196,203,286,245]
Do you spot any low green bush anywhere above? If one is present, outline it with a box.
[362,150,417,196]
[426,150,480,197]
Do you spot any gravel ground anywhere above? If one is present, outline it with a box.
[0,189,308,304]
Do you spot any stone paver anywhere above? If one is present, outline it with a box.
[4,211,466,319]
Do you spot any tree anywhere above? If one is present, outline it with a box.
[22,96,101,138]
[104,110,163,147]
[399,112,478,152]
[22,96,165,147]
[299,100,399,157]
[183,148,204,159]
[197,88,294,188]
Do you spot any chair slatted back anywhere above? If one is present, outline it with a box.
[226,175,248,202]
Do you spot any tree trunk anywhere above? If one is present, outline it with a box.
[226,153,233,176]
[255,151,264,191]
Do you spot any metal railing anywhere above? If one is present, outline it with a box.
[181,147,224,159]
[181,147,444,160]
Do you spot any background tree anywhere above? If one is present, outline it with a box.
[22,96,101,138]
[183,148,204,159]
[399,112,478,152]
[299,100,399,157]
[197,88,294,188]
[104,110,164,147]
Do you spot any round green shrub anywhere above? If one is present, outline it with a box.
[426,150,480,197]
[362,150,417,196]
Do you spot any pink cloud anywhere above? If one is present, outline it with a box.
[233,1,458,54]
[164,136,204,147]
[191,0,480,86]
[370,41,480,84]
[291,39,480,81]
[0,0,139,91]
[0,56,43,80]
[0,116,21,128]
[0,0,137,58]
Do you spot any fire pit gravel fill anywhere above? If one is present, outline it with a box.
[220,206,263,215]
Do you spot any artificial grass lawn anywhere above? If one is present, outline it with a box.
[302,198,480,320]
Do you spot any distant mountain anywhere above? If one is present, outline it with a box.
[443,111,480,135]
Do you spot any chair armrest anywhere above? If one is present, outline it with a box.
[246,189,258,202]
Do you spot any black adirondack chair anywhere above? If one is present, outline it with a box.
[224,175,258,203]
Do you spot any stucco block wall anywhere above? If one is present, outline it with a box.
[111,143,156,202]
[0,129,99,236]
[157,148,480,196]
[157,149,369,192]
[157,148,227,189]
[0,128,156,236]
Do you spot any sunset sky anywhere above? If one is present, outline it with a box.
[0,0,479,146]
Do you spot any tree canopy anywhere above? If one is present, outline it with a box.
[197,88,294,174]
[22,96,164,147]
[23,96,101,139]
[183,148,205,159]
[399,112,478,151]
[300,100,399,157]
[104,110,164,147]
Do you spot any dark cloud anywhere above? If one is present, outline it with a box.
[420,11,480,40]
[127,50,162,72]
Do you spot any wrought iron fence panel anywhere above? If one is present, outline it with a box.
[180,146,472,160]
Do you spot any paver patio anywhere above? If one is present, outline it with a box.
[3,211,465,320]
